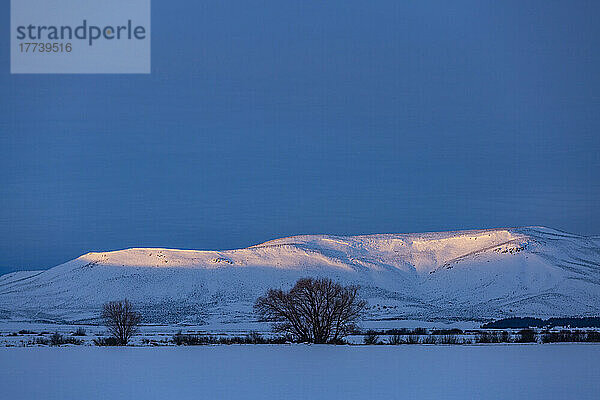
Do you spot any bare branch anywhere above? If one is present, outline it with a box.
[254,278,366,343]
[101,299,141,345]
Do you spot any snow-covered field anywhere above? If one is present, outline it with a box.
[1,345,598,400]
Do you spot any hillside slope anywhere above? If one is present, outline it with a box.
[1,227,599,324]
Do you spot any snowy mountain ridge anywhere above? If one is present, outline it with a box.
[1,226,599,325]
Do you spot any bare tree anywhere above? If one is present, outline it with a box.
[101,299,141,345]
[254,278,366,344]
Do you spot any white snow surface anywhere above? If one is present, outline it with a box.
[1,226,599,324]
[1,345,599,400]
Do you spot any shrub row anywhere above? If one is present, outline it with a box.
[482,317,600,329]
[172,331,291,346]
[13,327,600,346]
[474,329,600,344]
[362,329,600,345]
[364,333,471,345]
[474,329,537,343]
[540,330,600,343]
[362,328,430,336]
[475,331,513,343]
[25,333,83,346]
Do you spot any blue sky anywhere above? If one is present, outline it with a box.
[1,1,599,273]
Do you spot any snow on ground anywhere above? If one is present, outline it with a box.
[1,345,598,400]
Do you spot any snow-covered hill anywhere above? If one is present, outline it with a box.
[1,227,599,325]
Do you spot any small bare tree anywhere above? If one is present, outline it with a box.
[254,277,366,344]
[101,299,141,345]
